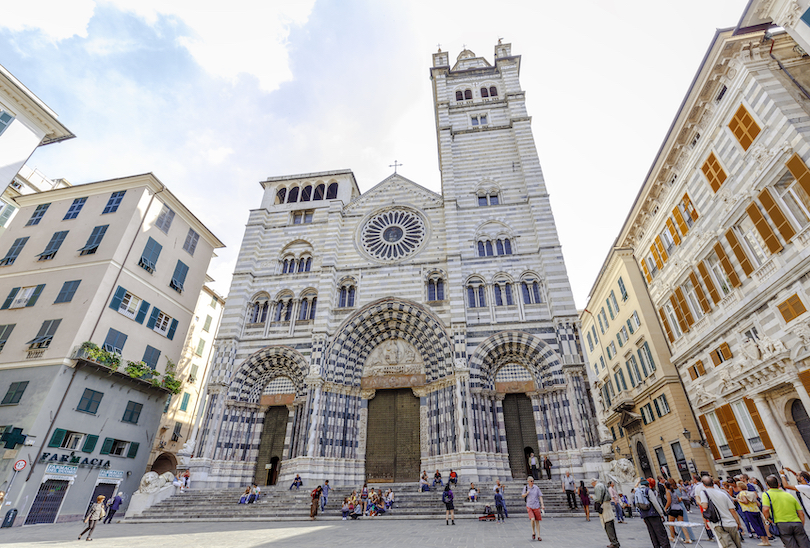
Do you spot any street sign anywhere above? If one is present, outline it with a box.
[12,460,25,472]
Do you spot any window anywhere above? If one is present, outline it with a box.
[617,326,629,346]
[298,296,317,320]
[111,287,149,323]
[297,257,312,273]
[0,109,14,136]
[728,104,761,151]
[139,237,162,273]
[625,357,639,387]
[682,278,704,321]
[710,342,733,366]
[477,193,499,206]
[103,191,126,214]
[778,294,807,323]
[427,277,445,301]
[326,183,338,199]
[25,203,50,226]
[608,291,619,318]
[599,356,606,371]
[103,328,128,354]
[688,360,706,380]
[737,216,768,268]
[142,345,161,370]
[617,277,628,301]
[292,210,313,224]
[637,342,656,375]
[54,280,80,304]
[606,341,616,359]
[522,280,542,305]
[180,392,190,412]
[586,332,594,352]
[210,295,217,308]
[171,422,182,442]
[1,284,45,309]
[301,185,312,202]
[716,85,728,103]
[0,324,14,352]
[654,394,671,417]
[614,369,627,391]
[599,308,609,331]
[26,319,60,350]
[122,401,142,424]
[203,315,213,332]
[630,310,641,331]
[170,260,189,293]
[100,438,138,458]
[183,228,200,256]
[78,225,108,256]
[702,152,728,192]
[110,440,129,456]
[732,400,765,452]
[641,403,656,425]
[493,282,513,306]
[1,380,27,405]
[339,285,356,308]
[645,253,659,278]
[591,326,598,347]
[706,411,733,458]
[611,426,616,441]
[37,231,68,261]
[155,204,175,233]
[489,86,498,97]
[467,281,486,308]
[660,229,675,253]
[61,431,85,450]
[77,388,104,414]
[149,309,176,338]
[480,87,489,98]
[774,170,810,230]
[273,298,293,321]
[0,237,28,266]
[706,252,732,296]
[190,364,199,381]
[248,299,269,323]
[194,338,205,356]
[63,197,87,220]
[471,114,488,127]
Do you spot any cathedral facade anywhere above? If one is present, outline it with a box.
[190,43,601,488]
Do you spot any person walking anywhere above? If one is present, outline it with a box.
[103,492,123,524]
[736,483,769,546]
[78,495,106,541]
[543,455,553,480]
[592,477,620,548]
[609,480,625,524]
[310,485,322,520]
[522,476,545,541]
[698,473,743,548]
[442,483,455,525]
[529,453,539,480]
[562,471,578,509]
[763,474,810,548]
[320,479,331,512]
[577,480,591,521]
[635,478,668,548]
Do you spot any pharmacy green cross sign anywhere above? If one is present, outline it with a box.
[1,427,26,449]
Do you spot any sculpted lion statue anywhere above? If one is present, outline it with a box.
[135,471,176,494]
[608,458,636,484]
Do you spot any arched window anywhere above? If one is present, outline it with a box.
[314,184,325,200]
[298,296,316,321]
[477,192,499,206]
[467,280,486,308]
[427,277,445,301]
[489,86,498,97]
[504,239,512,254]
[339,285,356,308]
[455,90,463,101]
[301,185,312,202]
[288,187,299,203]
[477,241,485,257]
[284,300,293,321]
[298,256,311,273]
[480,87,489,98]
[494,281,513,306]
[522,279,542,304]
[485,241,493,256]
[298,299,308,321]
[273,297,293,322]
[249,300,269,323]
[464,89,472,100]
[304,257,312,271]
[275,187,287,205]
[281,258,291,274]
[496,240,504,255]
[326,183,338,199]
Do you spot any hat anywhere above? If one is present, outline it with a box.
[640,479,650,486]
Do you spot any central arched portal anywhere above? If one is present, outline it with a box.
[503,393,537,479]
[366,388,420,482]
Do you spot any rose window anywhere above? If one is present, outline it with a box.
[360,208,426,261]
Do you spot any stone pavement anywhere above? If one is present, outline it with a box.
[1,516,723,547]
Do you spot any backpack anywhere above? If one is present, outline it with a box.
[442,490,452,504]
[636,487,651,511]
[702,492,722,524]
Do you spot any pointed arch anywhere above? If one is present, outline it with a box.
[228,345,308,403]
[468,331,564,391]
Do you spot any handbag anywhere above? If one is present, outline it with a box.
[765,493,781,537]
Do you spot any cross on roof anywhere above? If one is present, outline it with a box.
[389,160,403,174]
[2,427,26,449]
[437,43,441,52]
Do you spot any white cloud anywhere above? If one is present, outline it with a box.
[3,1,96,41]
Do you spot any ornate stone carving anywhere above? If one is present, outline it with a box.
[135,471,175,494]
[177,437,196,466]
[742,338,761,360]
[360,389,376,400]
[608,458,636,484]
[364,339,424,376]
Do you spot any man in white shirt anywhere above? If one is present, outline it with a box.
[699,474,742,548]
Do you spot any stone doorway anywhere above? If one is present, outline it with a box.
[254,405,288,486]
[636,441,654,478]
[365,388,420,482]
[792,399,810,454]
[503,393,538,480]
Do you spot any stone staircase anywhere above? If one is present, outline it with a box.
[123,478,587,523]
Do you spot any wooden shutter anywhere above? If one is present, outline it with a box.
[696,360,706,375]
[651,245,663,269]
[675,287,695,326]
[743,398,774,451]
[667,218,681,245]
[689,272,711,313]
[659,307,674,342]
[786,153,810,198]
[641,260,652,283]
[725,229,754,277]
[720,342,732,360]
[688,366,698,380]
[669,294,688,333]
[697,263,720,305]
[683,193,699,221]
[746,202,782,254]
[713,242,741,288]
[778,293,807,322]
[673,206,689,235]
[655,236,668,262]
[717,403,748,457]
[702,153,727,192]
[699,414,721,460]
[759,187,796,242]
[730,104,761,150]
[711,349,722,366]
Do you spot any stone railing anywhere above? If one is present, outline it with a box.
[753,258,777,283]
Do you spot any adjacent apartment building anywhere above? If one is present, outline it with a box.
[602,12,810,482]
[580,248,715,480]
[0,173,223,525]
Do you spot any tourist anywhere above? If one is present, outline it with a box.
[673,480,694,544]
[577,480,591,521]
[469,483,478,502]
[182,470,190,488]
[763,474,809,547]
[782,466,810,502]
[290,474,303,490]
[310,485,322,520]
[419,472,430,492]
[736,482,769,546]
[620,493,632,519]
[385,488,394,510]
[442,483,455,525]
[635,478,668,548]
[699,473,742,548]
[609,480,625,524]
[562,470,578,509]
[321,479,330,512]
[78,495,106,541]
[543,455,553,480]
[529,452,539,480]
[493,479,508,517]
[522,476,545,542]
[250,483,261,502]
[238,487,250,504]
[360,483,369,514]
[341,498,350,520]
[448,469,458,485]
[433,469,444,487]
[103,492,123,524]
[664,479,691,543]
[494,487,506,523]
[592,477,620,548]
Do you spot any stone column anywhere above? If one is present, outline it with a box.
[305,379,323,457]
[494,394,508,454]
[455,372,470,452]
[563,369,586,449]
[359,389,375,464]
[288,299,300,336]
[753,393,800,469]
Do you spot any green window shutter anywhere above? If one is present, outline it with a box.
[99,437,115,455]
[109,286,127,311]
[127,441,139,459]
[1,287,19,310]
[135,300,150,324]
[48,428,67,448]
[25,284,45,307]
[82,434,99,453]
[180,392,190,411]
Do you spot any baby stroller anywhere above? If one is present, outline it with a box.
[478,504,496,521]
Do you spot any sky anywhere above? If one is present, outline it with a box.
[1,0,748,307]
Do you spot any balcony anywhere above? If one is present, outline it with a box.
[752,258,777,284]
